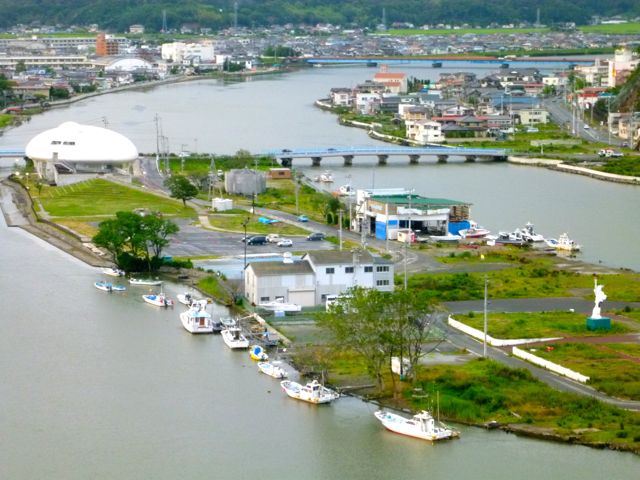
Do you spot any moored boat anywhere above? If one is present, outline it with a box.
[428,234,461,244]
[249,344,269,361]
[257,361,288,379]
[554,233,581,252]
[280,379,339,404]
[101,267,125,277]
[459,225,491,239]
[220,317,238,329]
[521,222,545,242]
[130,277,163,286]
[180,300,214,333]
[177,292,195,306]
[221,327,249,349]
[142,293,174,307]
[258,299,302,312]
[94,281,126,292]
[314,171,334,183]
[374,409,459,441]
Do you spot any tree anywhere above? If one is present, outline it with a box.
[164,175,199,206]
[92,211,179,271]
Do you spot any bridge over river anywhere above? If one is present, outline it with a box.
[0,148,25,158]
[261,146,509,167]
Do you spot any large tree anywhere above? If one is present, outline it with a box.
[164,175,199,206]
[93,211,178,271]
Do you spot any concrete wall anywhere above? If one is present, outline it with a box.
[447,316,561,347]
[512,346,590,383]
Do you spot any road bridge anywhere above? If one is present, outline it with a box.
[261,146,509,167]
[0,148,25,157]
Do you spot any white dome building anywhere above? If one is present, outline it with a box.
[25,121,138,182]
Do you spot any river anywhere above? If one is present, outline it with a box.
[1,206,639,478]
[1,64,638,270]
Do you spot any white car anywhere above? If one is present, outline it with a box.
[266,234,281,243]
[277,239,293,247]
[583,124,590,129]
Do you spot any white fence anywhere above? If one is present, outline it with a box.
[512,347,590,383]
[447,316,561,347]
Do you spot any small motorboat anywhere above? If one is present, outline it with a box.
[337,184,355,196]
[314,171,333,183]
[249,344,269,361]
[257,361,288,379]
[130,278,163,286]
[258,299,302,312]
[177,292,195,306]
[521,222,545,242]
[94,281,126,292]
[280,379,339,404]
[490,232,525,246]
[428,234,461,244]
[459,224,491,239]
[374,410,459,441]
[142,293,174,307]
[220,317,237,329]
[101,267,125,277]
[553,233,581,252]
[221,327,249,349]
[180,300,214,334]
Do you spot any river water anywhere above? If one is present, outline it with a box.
[1,64,638,270]
[1,65,640,477]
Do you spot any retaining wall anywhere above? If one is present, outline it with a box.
[512,346,590,383]
[447,316,561,347]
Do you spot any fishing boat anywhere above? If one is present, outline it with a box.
[521,222,545,243]
[337,184,355,196]
[314,171,333,183]
[459,222,491,239]
[374,409,459,441]
[177,292,195,306]
[101,267,125,277]
[257,361,288,379]
[179,300,214,334]
[551,233,581,252]
[221,327,249,349]
[220,317,237,329]
[94,281,126,292]
[142,293,174,307]
[280,379,339,404]
[129,278,163,286]
[249,344,269,361]
[428,234,461,244]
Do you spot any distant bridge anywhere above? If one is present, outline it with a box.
[261,146,509,167]
[305,57,594,67]
[0,148,25,157]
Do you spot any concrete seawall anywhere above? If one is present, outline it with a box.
[508,156,640,186]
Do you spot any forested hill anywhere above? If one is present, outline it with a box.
[1,0,639,32]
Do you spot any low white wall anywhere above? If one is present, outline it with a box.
[512,346,590,383]
[447,316,561,347]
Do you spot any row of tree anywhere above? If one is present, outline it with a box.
[317,287,439,393]
[1,0,638,31]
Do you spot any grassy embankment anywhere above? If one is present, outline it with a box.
[0,113,13,128]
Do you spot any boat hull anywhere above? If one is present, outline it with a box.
[257,362,288,379]
[280,380,339,404]
[142,294,174,307]
[221,329,249,349]
[374,411,458,441]
[180,311,214,334]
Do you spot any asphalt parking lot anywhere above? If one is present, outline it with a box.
[165,219,334,257]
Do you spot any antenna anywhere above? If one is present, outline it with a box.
[382,7,387,30]
[234,1,239,30]
[535,8,541,27]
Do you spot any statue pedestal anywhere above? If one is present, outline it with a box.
[586,317,611,331]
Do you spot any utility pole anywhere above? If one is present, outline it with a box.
[339,209,343,251]
[154,114,160,161]
[483,276,488,358]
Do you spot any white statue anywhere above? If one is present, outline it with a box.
[591,278,607,319]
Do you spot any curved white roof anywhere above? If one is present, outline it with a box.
[25,122,138,163]
[105,57,153,72]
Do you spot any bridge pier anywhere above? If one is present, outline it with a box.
[494,155,508,162]
[343,155,353,166]
[377,154,388,166]
[280,157,292,167]
[437,155,448,163]
[464,155,477,163]
[311,156,322,167]
[409,154,420,165]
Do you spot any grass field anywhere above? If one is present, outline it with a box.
[384,27,549,36]
[0,114,13,128]
[455,312,634,339]
[535,342,640,400]
[207,213,310,236]
[35,178,196,217]
[580,23,640,35]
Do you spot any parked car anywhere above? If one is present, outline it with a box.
[525,127,539,133]
[247,235,267,245]
[307,232,325,241]
[266,234,281,243]
[609,151,624,158]
[583,124,590,129]
[297,215,309,222]
[277,239,293,247]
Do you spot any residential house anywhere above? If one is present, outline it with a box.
[405,120,444,144]
[373,66,408,94]
[330,87,352,107]
[518,107,550,125]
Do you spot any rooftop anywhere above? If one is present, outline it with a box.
[370,194,470,207]
[247,261,313,276]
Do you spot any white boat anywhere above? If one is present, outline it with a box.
[521,222,545,242]
[180,300,214,334]
[142,293,174,307]
[101,267,125,277]
[314,171,333,183]
[374,410,459,441]
[257,361,288,379]
[129,278,163,286]
[428,234,461,244]
[554,233,581,252]
[94,281,126,292]
[258,299,302,312]
[177,292,196,306]
[220,317,237,329]
[221,327,249,349]
[337,184,355,196]
[280,379,339,404]
[459,224,491,239]
[249,344,269,361]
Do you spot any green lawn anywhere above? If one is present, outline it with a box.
[535,343,640,401]
[384,27,549,36]
[207,213,310,236]
[580,23,640,35]
[455,312,633,339]
[0,114,13,128]
[36,178,196,217]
